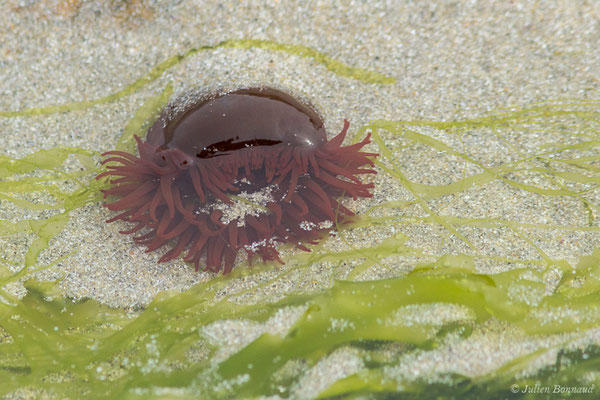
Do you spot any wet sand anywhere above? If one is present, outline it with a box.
[1,0,599,393]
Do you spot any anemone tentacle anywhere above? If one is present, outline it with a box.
[98,89,377,274]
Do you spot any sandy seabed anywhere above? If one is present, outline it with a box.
[1,0,600,396]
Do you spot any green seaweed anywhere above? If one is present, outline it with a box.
[319,346,600,399]
[0,39,394,118]
[1,40,600,398]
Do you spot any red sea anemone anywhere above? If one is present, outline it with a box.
[98,88,377,274]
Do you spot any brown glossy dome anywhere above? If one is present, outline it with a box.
[147,88,327,158]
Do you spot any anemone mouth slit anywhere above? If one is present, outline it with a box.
[98,87,377,274]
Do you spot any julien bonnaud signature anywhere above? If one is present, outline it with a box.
[510,384,595,394]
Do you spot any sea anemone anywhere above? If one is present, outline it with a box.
[98,87,377,274]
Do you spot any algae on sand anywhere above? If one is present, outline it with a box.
[1,40,600,398]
